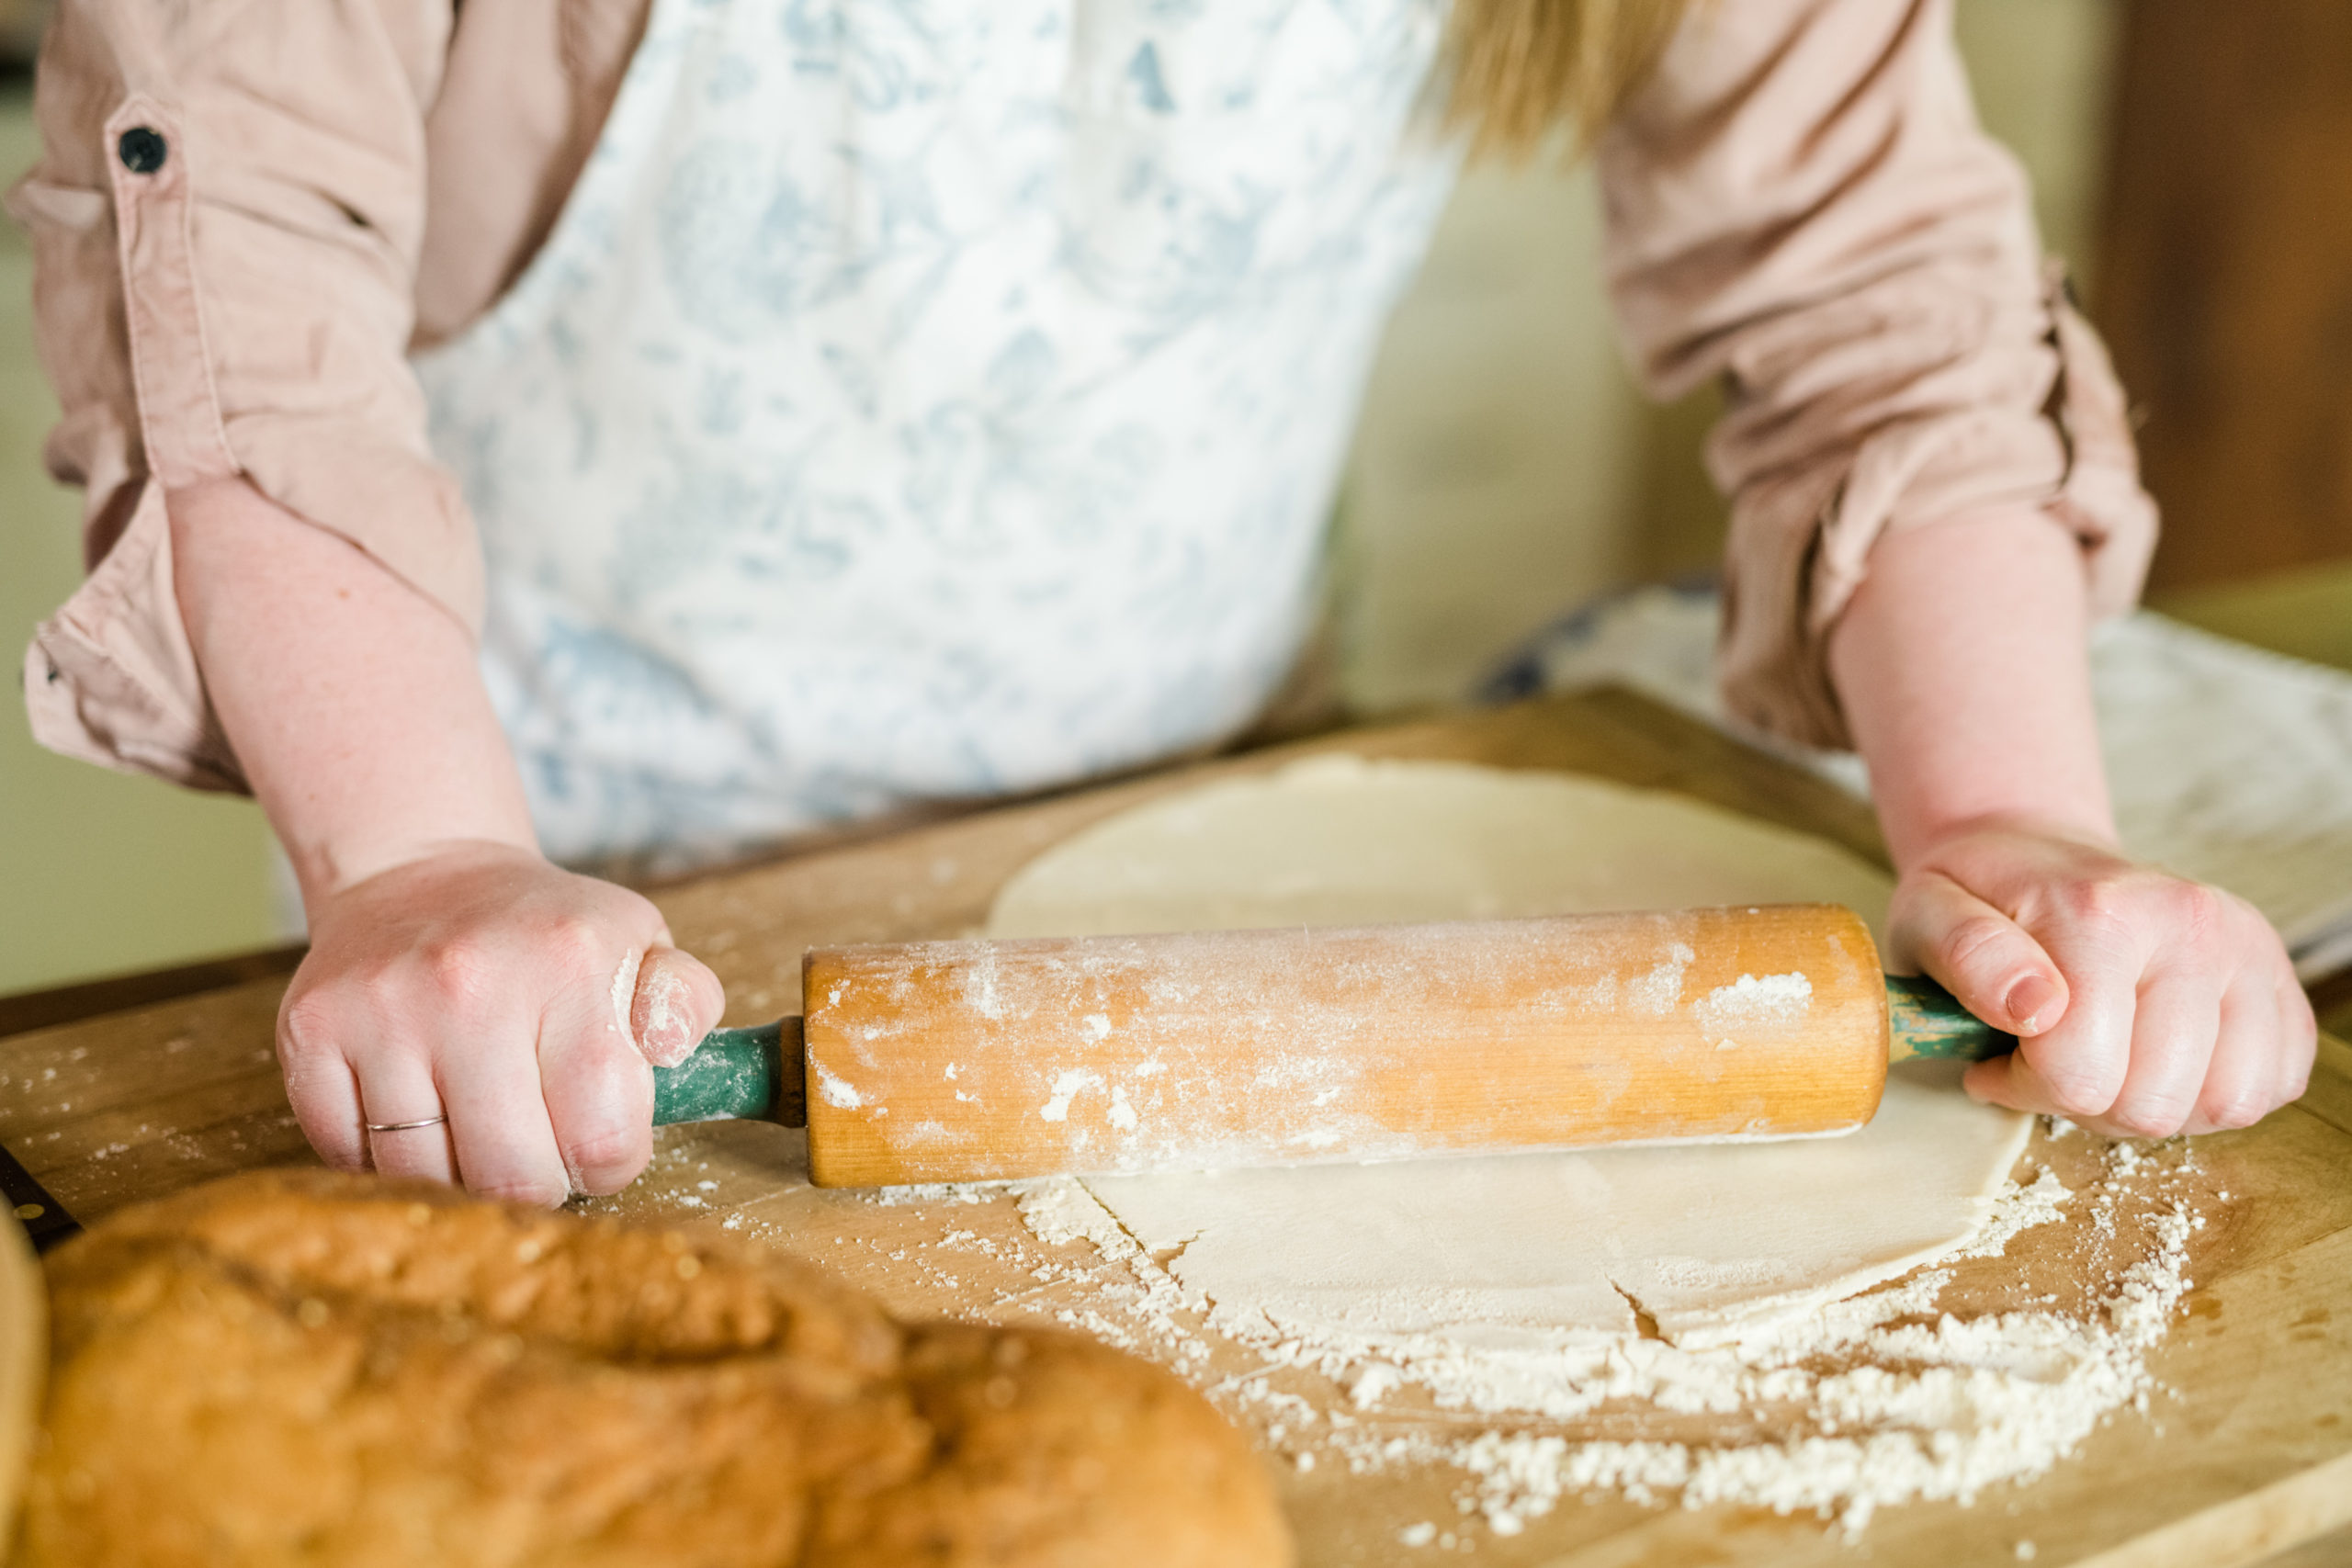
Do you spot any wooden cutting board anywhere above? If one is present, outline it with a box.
[0,1213,38,1551]
[2,688,2347,1568]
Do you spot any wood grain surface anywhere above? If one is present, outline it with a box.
[2,689,2346,1568]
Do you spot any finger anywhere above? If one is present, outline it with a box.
[608,947,643,1043]
[2182,968,2282,1135]
[1962,926,2138,1121]
[357,1055,460,1185]
[543,964,656,1196]
[1894,872,2068,1036]
[437,1008,572,1206]
[2092,970,2222,1138]
[2276,969,2318,1107]
[277,987,368,1172]
[631,946,729,1067]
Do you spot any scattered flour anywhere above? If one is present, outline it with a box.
[1440,1189,2197,1537]
[628,1122,2202,1546]
[1014,1175,1136,1257]
[965,1121,2205,1540]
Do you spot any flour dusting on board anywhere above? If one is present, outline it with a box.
[694,1122,2217,1543]
[967,1126,2205,1540]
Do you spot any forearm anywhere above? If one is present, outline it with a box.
[168,477,537,913]
[1826,508,2117,869]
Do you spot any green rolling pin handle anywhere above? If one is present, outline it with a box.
[650,1018,808,1128]
[1884,974,2017,1064]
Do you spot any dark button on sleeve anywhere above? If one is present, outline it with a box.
[116,126,167,175]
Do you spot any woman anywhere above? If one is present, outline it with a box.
[13,0,2313,1204]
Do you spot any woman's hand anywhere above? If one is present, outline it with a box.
[1827,508,2315,1140]
[167,479,725,1203]
[1888,821,2314,1136]
[278,842,728,1206]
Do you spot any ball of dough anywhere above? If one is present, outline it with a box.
[17,1169,1291,1568]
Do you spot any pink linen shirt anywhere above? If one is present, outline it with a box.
[8,0,2155,795]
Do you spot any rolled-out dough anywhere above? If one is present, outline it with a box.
[989,755,1895,945]
[988,757,2030,1353]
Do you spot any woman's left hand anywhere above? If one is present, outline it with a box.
[1888,821,2316,1137]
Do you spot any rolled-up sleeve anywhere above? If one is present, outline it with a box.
[1599,0,2158,750]
[8,0,475,790]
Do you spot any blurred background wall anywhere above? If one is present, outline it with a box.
[2094,0,2352,668]
[4,0,2345,995]
[0,62,278,997]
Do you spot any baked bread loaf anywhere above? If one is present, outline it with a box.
[16,1169,1291,1568]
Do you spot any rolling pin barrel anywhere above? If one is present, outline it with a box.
[792,904,1900,1187]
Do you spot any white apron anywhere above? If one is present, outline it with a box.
[414,0,1458,865]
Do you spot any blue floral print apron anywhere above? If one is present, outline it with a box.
[414,0,1458,863]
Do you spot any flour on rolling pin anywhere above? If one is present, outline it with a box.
[800,905,1889,1186]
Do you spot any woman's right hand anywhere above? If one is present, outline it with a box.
[276,842,727,1206]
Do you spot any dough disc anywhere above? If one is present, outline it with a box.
[987,756,2030,1353]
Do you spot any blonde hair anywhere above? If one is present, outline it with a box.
[1446,0,1695,157]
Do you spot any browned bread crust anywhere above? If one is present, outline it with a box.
[17,1169,1291,1568]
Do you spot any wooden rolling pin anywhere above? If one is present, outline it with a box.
[650,904,2012,1187]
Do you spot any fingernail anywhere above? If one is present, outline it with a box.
[2005,976,2057,1034]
